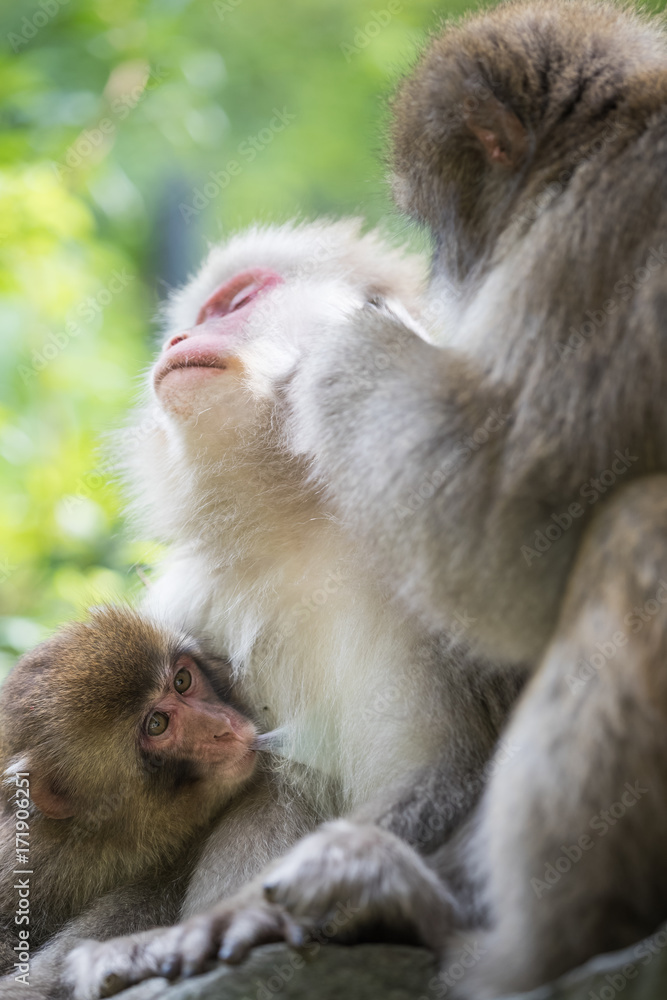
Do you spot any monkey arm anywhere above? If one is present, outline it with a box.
[251,667,524,958]
[285,307,511,641]
[63,772,324,999]
[0,878,187,1000]
[430,476,667,997]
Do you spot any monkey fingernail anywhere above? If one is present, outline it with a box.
[286,923,306,948]
[263,881,278,902]
[99,974,128,998]
[219,941,244,964]
[159,958,180,980]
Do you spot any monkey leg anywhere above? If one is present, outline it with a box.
[453,475,667,998]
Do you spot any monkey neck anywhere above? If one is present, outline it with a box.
[123,404,325,569]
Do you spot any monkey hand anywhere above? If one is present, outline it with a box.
[285,306,432,467]
[261,820,456,955]
[64,886,303,998]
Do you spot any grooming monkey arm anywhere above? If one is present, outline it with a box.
[423,477,667,998]
[286,308,506,634]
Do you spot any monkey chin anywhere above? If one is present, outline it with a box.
[217,747,258,784]
[154,362,246,420]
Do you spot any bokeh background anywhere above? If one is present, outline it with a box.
[2,0,664,678]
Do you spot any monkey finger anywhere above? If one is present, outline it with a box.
[218,905,290,964]
[283,916,310,950]
[168,918,224,979]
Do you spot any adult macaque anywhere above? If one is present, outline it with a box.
[64,221,524,998]
[73,3,667,997]
[0,607,315,997]
[256,1,667,995]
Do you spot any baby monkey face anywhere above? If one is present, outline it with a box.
[0,609,259,827]
[138,650,257,779]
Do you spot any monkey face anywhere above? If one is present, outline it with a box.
[153,266,283,418]
[150,221,428,430]
[138,650,258,785]
[0,608,259,831]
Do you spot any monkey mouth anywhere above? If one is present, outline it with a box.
[153,352,236,387]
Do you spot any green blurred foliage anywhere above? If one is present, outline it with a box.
[2,0,664,677]
[0,0,462,676]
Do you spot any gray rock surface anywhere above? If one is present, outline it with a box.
[118,944,436,1000]
[118,928,667,1000]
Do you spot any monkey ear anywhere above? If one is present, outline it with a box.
[466,95,527,169]
[29,775,76,820]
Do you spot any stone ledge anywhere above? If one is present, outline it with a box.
[118,930,667,1000]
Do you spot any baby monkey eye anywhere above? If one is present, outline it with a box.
[147,711,169,737]
[366,294,384,309]
[174,666,192,693]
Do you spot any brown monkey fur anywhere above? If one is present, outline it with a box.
[0,607,316,997]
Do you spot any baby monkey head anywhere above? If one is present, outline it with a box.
[0,607,257,853]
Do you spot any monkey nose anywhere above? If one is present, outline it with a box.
[166,332,188,349]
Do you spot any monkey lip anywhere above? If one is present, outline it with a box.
[154,268,283,390]
[154,344,235,387]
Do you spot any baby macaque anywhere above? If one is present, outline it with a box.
[0,607,313,996]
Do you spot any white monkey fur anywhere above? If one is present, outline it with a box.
[122,221,450,843]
